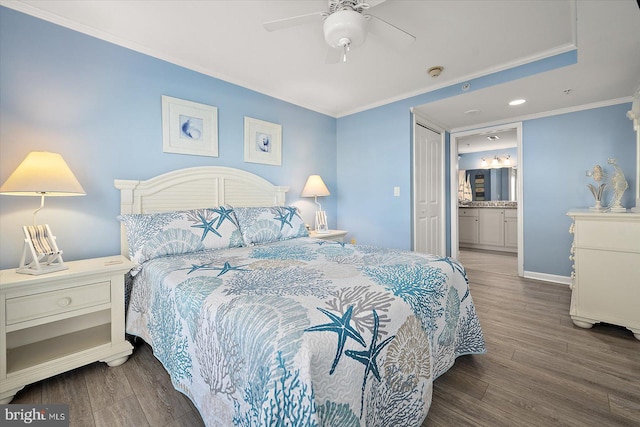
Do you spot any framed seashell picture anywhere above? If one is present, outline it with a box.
[162,95,218,157]
[243,116,282,166]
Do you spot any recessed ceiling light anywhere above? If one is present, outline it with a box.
[464,109,480,115]
[509,99,526,106]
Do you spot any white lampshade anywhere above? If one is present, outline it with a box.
[301,175,330,198]
[0,151,86,196]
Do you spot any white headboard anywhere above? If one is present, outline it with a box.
[114,166,289,256]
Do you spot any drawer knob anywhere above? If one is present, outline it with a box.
[58,297,72,307]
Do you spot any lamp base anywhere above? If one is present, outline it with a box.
[315,211,328,234]
[17,224,66,275]
[17,264,68,275]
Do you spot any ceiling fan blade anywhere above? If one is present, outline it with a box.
[366,15,415,49]
[325,47,342,64]
[263,12,325,32]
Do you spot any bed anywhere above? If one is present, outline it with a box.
[114,166,486,426]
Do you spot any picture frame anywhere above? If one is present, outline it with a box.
[244,116,282,166]
[162,95,218,157]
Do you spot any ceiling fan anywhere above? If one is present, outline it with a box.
[263,0,415,63]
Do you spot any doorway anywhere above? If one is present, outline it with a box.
[412,116,445,256]
[450,123,524,277]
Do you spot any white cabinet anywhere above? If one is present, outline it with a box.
[567,210,640,340]
[459,208,479,245]
[0,256,134,403]
[504,209,518,249]
[478,209,504,246]
[459,207,517,253]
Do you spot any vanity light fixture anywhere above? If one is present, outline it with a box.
[480,154,512,169]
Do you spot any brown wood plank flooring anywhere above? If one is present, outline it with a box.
[9,250,639,426]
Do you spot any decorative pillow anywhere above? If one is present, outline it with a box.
[118,207,244,273]
[233,206,308,245]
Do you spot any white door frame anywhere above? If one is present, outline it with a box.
[450,122,524,277]
[412,112,446,256]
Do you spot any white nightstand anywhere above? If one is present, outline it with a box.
[0,256,134,403]
[309,229,348,242]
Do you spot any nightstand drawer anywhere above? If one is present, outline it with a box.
[6,281,111,326]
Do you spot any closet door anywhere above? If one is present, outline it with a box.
[413,122,444,256]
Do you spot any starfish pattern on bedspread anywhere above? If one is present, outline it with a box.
[185,263,212,274]
[182,261,249,276]
[305,306,366,375]
[345,310,395,418]
[211,261,249,276]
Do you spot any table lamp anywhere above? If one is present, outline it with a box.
[301,174,330,233]
[0,151,86,274]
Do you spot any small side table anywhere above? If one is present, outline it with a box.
[309,230,348,242]
[0,256,134,403]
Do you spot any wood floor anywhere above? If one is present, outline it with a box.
[9,250,640,426]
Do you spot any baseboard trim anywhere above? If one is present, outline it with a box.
[523,271,571,286]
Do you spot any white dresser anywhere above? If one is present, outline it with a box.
[567,210,640,340]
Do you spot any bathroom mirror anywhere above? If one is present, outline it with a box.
[466,167,517,201]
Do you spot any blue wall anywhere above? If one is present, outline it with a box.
[336,50,579,251]
[337,101,635,278]
[0,7,336,269]
[522,104,636,276]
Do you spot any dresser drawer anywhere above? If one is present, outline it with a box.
[574,218,640,252]
[6,281,111,326]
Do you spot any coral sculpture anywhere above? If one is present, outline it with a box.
[586,165,607,211]
[607,158,628,212]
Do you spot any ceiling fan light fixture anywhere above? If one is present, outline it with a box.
[323,9,367,49]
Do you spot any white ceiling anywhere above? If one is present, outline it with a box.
[3,0,640,132]
[457,128,517,154]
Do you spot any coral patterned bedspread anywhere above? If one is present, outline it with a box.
[125,237,486,426]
